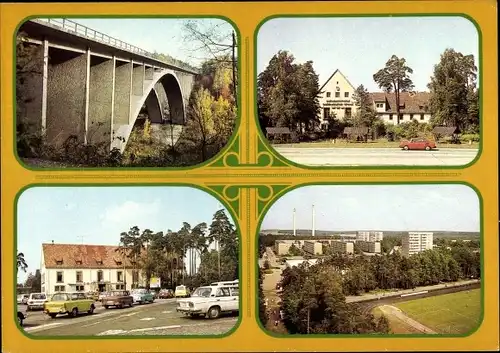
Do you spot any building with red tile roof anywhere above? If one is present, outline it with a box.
[41,243,147,294]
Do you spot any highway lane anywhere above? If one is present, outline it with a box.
[272,147,478,166]
[22,299,238,336]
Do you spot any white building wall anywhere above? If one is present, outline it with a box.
[318,70,358,126]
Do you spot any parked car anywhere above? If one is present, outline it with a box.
[27,293,48,311]
[158,289,174,299]
[17,310,27,327]
[17,294,29,305]
[98,292,110,301]
[102,290,134,309]
[176,284,239,319]
[43,292,95,318]
[399,138,437,151]
[130,289,154,304]
[86,292,99,301]
[175,285,190,298]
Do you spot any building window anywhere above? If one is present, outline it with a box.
[344,92,349,98]
[389,115,393,120]
[76,271,83,283]
[97,270,104,282]
[410,114,414,120]
[326,92,331,98]
[323,107,330,120]
[54,285,65,292]
[56,271,63,283]
[76,285,84,291]
[116,284,125,290]
[335,92,340,98]
[376,103,384,108]
[96,260,103,265]
[117,271,123,282]
[420,114,424,120]
[345,108,352,118]
[56,260,63,265]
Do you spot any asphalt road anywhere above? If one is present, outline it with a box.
[21,299,238,336]
[272,147,478,166]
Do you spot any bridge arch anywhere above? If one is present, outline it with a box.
[113,70,186,152]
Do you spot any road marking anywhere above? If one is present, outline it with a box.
[96,329,127,336]
[120,312,139,317]
[140,317,155,321]
[25,322,63,332]
[129,325,181,333]
[161,311,172,314]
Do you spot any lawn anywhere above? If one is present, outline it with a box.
[272,140,479,149]
[394,289,482,335]
[372,307,421,334]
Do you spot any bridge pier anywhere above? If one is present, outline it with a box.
[87,56,115,145]
[46,47,87,146]
[114,61,133,129]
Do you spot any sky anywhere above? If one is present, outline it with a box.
[41,17,235,67]
[16,187,233,283]
[261,184,480,233]
[257,16,479,92]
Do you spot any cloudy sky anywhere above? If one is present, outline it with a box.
[261,184,480,233]
[257,16,479,91]
[16,186,232,282]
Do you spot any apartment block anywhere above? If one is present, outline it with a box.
[357,240,381,253]
[303,240,323,255]
[401,232,434,257]
[357,231,384,242]
[330,240,354,254]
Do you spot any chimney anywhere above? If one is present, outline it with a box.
[293,208,296,236]
[312,204,315,237]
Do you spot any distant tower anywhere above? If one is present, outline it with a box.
[312,204,316,237]
[293,208,296,236]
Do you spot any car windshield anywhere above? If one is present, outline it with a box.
[31,294,46,300]
[51,293,68,301]
[191,287,213,297]
[176,286,185,290]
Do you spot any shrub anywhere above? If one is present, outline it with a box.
[460,133,480,143]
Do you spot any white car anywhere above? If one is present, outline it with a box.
[176,284,239,319]
[26,293,48,311]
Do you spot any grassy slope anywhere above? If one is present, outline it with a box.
[393,289,482,334]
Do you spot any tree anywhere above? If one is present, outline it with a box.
[24,269,42,292]
[208,209,237,281]
[258,268,268,327]
[352,85,378,127]
[181,20,238,104]
[17,252,28,273]
[373,55,414,125]
[427,48,478,132]
[258,51,320,133]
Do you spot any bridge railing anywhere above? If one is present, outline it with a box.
[34,18,198,73]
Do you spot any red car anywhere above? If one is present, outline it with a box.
[399,138,437,151]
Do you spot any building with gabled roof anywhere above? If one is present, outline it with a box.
[318,70,433,128]
[40,242,149,294]
[318,69,358,128]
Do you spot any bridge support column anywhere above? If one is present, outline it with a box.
[87,56,115,145]
[46,48,87,146]
[16,40,47,136]
[114,62,132,127]
[131,64,145,125]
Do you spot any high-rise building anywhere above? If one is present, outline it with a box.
[330,241,354,254]
[357,240,381,253]
[402,232,433,257]
[357,231,384,242]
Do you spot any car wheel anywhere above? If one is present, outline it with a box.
[425,146,431,151]
[104,305,109,309]
[118,304,123,309]
[49,313,57,319]
[88,305,95,314]
[71,307,78,318]
[207,306,221,319]
[403,146,409,150]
